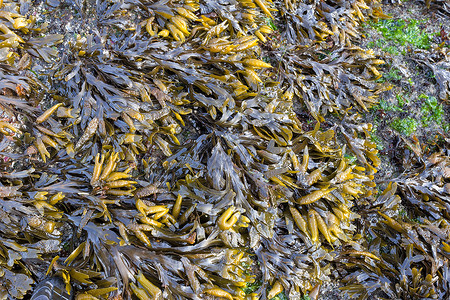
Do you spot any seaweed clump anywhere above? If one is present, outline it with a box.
[0,0,447,299]
[339,141,450,299]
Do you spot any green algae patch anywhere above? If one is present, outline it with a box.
[420,94,445,126]
[371,19,433,49]
[390,117,418,136]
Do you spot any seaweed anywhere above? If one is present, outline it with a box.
[3,0,447,299]
[279,0,387,46]
[275,46,387,120]
[339,139,450,299]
